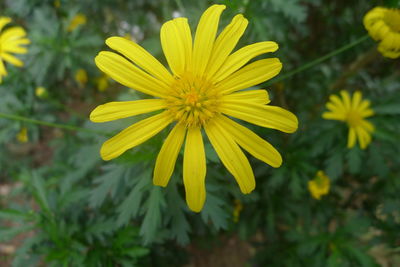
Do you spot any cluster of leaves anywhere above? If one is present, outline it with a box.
[1,0,399,266]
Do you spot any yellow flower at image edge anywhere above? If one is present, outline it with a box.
[90,5,298,212]
[363,7,400,58]
[0,17,30,83]
[323,90,374,149]
[308,171,330,200]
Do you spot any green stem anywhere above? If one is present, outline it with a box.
[0,112,110,136]
[267,34,370,85]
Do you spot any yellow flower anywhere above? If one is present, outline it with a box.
[75,68,88,87]
[90,5,298,212]
[95,74,109,92]
[16,127,28,143]
[35,86,47,98]
[67,13,86,32]
[363,7,400,59]
[0,17,30,83]
[323,91,374,149]
[54,0,61,8]
[308,171,330,200]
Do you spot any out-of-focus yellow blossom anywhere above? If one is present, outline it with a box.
[308,171,330,200]
[0,17,30,83]
[54,0,61,8]
[323,90,374,149]
[233,199,243,223]
[35,86,47,98]
[75,68,88,87]
[96,74,109,92]
[363,7,400,59]
[16,127,28,143]
[67,13,86,32]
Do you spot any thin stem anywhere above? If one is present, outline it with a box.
[0,112,110,136]
[266,34,370,86]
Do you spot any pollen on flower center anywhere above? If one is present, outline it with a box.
[384,9,400,32]
[165,73,220,127]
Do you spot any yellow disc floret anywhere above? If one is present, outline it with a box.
[166,73,220,127]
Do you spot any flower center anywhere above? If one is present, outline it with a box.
[165,73,220,127]
[384,9,400,32]
[346,110,362,128]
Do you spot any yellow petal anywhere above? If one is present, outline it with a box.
[221,89,270,105]
[204,119,255,194]
[192,4,226,77]
[217,115,282,167]
[95,51,167,98]
[90,99,166,122]
[355,126,369,149]
[160,17,193,76]
[1,52,23,67]
[0,27,27,42]
[105,37,174,85]
[220,101,298,133]
[360,119,375,133]
[100,111,172,160]
[0,17,11,32]
[212,41,279,83]
[352,91,362,110]
[153,123,186,187]
[328,94,346,112]
[183,127,206,212]
[322,111,345,121]
[340,90,351,110]
[326,102,346,116]
[216,58,282,94]
[347,127,356,148]
[2,42,28,54]
[205,14,248,78]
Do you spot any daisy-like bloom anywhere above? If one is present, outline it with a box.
[90,5,298,212]
[67,13,87,32]
[0,17,30,83]
[363,7,400,59]
[308,171,330,200]
[323,90,374,150]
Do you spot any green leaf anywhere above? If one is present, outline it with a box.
[373,103,400,115]
[346,147,361,174]
[139,186,165,244]
[89,165,126,208]
[31,172,51,213]
[116,173,150,227]
[201,188,229,231]
[0,209,33,222]
[0,224,34,242]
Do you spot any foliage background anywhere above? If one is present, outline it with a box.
[1,0,399,266]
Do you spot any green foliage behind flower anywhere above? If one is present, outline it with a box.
[0,0,399,266]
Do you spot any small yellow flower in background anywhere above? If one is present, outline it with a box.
[67,13,86,32]
[233,199,243,223]
[323,90,374,150]
[35,86,47,98]
[0,17,30,83]
[54,0,61,9]
[16,127,28,143]
[95,74,109,92]
[75,68,88,87]
[308,171,330,200]
[363,7,400,59]
[90,5,298,212]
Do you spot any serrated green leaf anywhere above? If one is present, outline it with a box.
[139,186,165,244]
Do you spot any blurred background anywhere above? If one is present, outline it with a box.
[0,0,399,266]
